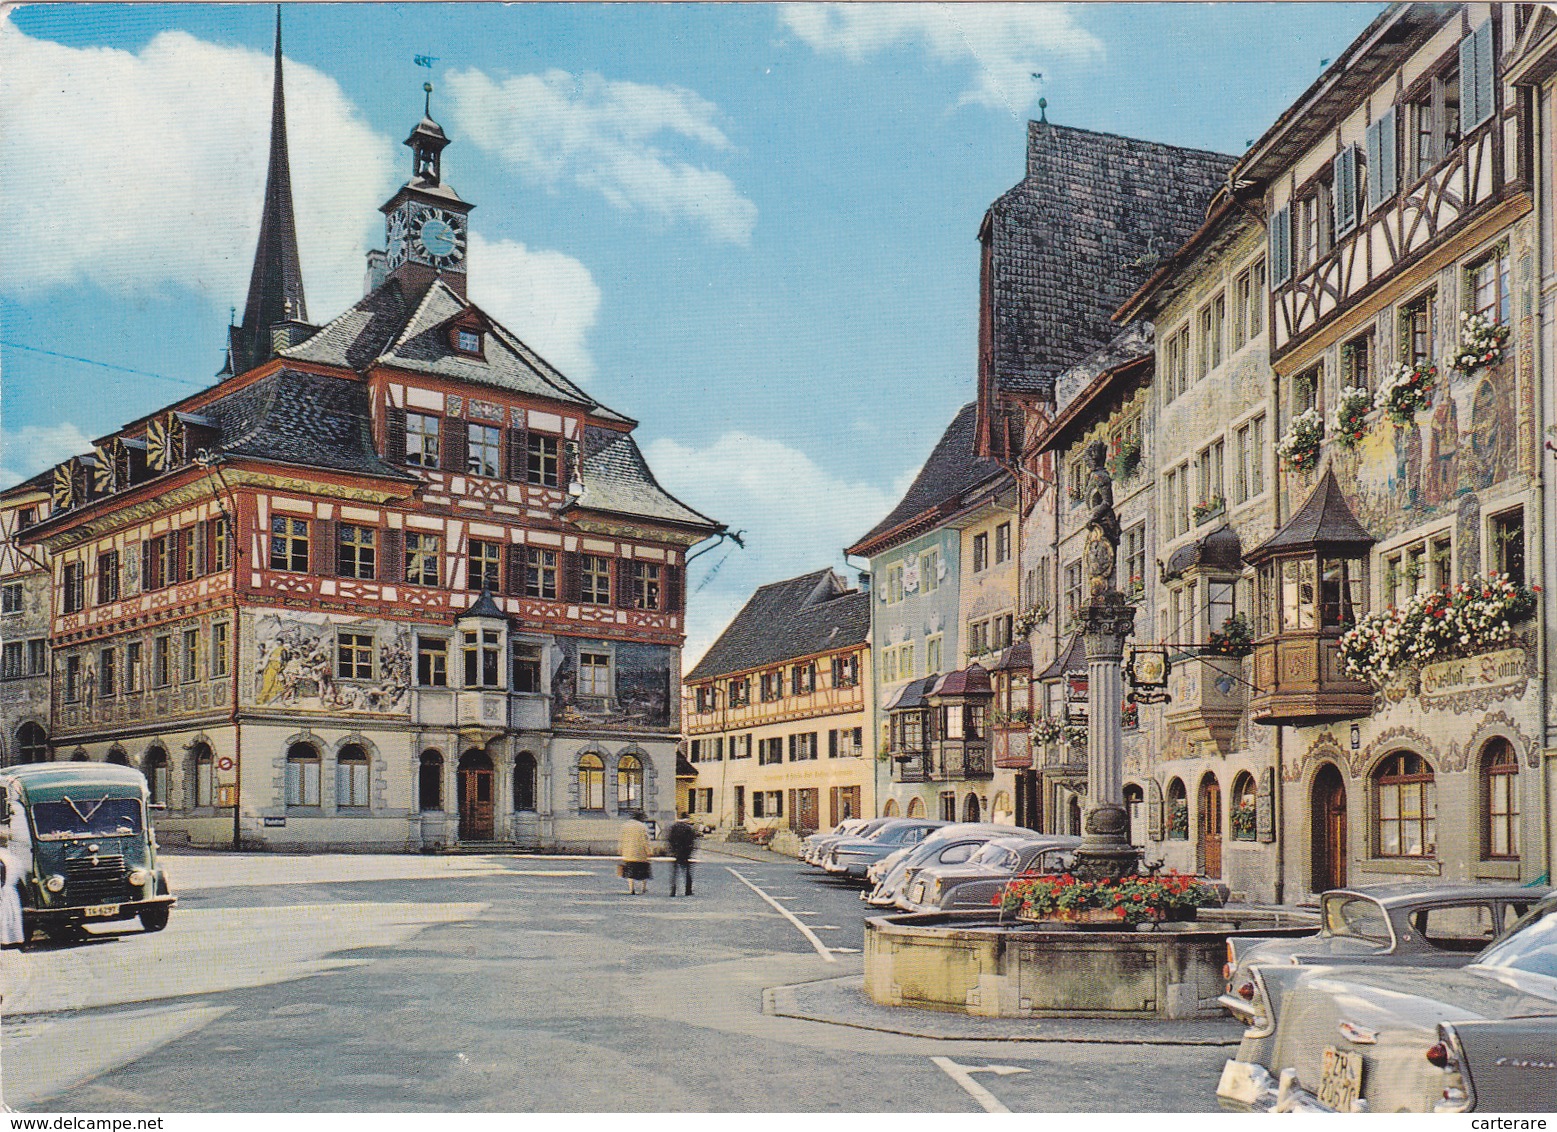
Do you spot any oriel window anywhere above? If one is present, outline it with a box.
[463,629,501,688]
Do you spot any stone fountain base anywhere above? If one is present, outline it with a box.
[864,910,1311,1020]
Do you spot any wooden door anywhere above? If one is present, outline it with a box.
[734,785,745,827]
[1311,763,1347,892]
[1198,776,1222,878]
[458,752,495,841]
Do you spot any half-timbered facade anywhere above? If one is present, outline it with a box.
[10,28,720,852]
[0,475,54,769]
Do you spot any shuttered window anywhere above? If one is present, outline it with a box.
[1460,20,1496,136]
[1269,204,1292,285]
[1365,108,1397,211]
[1332,145,1358,238]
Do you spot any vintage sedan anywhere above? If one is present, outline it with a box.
[823,819,946,880]
[862,823,1041,908]
[800,818,871,867]
[1221,882,1547,1020]
[898,834,1082,913]
[1217,892,1557,1113]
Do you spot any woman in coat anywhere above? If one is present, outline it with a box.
[618,810,652,895]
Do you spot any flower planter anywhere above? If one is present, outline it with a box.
[1019,907,1133,927]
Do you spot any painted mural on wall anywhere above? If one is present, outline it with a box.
[550,638,672,731]
[1343,362,1518,536]
[250,612,411,713]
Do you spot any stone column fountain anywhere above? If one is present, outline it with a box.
[1072,439,1141,881]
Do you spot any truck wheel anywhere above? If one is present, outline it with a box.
[139,905,170,933]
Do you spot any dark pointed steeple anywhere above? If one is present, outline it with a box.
[228,6,308,377]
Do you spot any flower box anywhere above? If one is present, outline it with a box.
[1276,408,1323,472]
[999,870,1216,924]
[1454,311,1510,375]
[1376,361,1437,427]
[1331,385,1372,449]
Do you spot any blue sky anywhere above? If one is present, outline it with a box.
[0,2,1383,665]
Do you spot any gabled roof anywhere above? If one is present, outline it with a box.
[1245,466,1375,564]
[686,568,869,681]
[199,368,415,481]
[573,426,720,531]
[884,674,939,711]
[984,122,1236,402]
[282,277,634,425]
[847,403,1007,557]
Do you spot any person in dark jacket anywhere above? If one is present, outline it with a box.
[667,815,697,896]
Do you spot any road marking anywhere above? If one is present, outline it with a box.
[930,1056,1028,1114]
[724,867,836,963]
[506,870,596,877]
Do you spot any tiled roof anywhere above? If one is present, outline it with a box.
[1246,465,1375,563]
[685,568,870,681]
[572,426,720,530]
[282,277,634,425]
[847,402,1007,556]
[200,368,414,481]
[986,122,1236,401]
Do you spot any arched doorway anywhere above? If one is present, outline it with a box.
[962,792,981,822]
[1066,794,1082,837]
[1311,762,1347,892]
[419,750,444,812]
[1198,774,1222,878]
[15,722,47,764]
[514,751,538,813]
[458,749,495,840]
[882,798,899,817]
[906,796,925,818]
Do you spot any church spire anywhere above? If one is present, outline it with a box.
[229,5,308,376]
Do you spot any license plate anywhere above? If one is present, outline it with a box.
[1317,1045,1364,1111]
[83,903,120,918]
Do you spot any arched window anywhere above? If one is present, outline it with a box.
[337,744,370,809]
[107,749,129,766]
[906,796,925,818]
[192,742,214,807]
[882,798,900,817]
[15,722,47,764]
[991,790,1012,824]
[578,753,605,811]
[1123,783,1145,846]
[962,792,981,823]
[1166,778,1189,840]
[286,742,321,807]
[1231,771,1258,842]
[1481,738,1519,860]
[419,750,444,812]
[514,751,538,813]
[616,753,644,811]
[145,746,169,806]
[1374,751,1436,858]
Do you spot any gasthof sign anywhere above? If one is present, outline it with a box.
[1419,648,1527,700]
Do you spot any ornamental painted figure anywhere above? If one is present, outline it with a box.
[1083,439,1121,600]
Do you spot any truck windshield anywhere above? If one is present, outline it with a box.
[31,795,143,840]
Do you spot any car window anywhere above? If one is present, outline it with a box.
[1503,903,1533,933]
[939,843,977,865]
[1476,908,1557,977]
[1323,895,1391,943]
[1033,849,1074,874]
[1411,904,1499,952]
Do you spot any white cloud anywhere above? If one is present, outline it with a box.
[0,423,96,489]
[0,22,395,317]
[780,3,1103,113]
[468,233,600,381]
[447,67,756,245]
[644,431,910,670]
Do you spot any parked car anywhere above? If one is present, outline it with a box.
[823,819,946,880]
[800,818,869,866]
[2,762,176,941]
[897,834,1083,912]
[1217,891,1557,1113]
[1221,882,1548,1025]
[863,823,1046,908]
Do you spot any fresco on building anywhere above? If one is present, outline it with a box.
[550,638,672,730]
[251,612,411,713]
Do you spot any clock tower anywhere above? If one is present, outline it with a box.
[379,83,473,301]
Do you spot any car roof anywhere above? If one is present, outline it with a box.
[3,762,148,795]
[1325,881,1551,907]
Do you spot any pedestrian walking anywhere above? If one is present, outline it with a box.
[0,782,30,947]
[618,810,652,895]
[667,814,696,897]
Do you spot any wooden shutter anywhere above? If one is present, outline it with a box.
[1365,116,1386,211]
[616,559,635,609]
[561,551,580,602]
[506,427,527,483]
[557,438,571,489]
[506,544,524,596]
[312,518,334,576]
[381,527,402,584]
[1332,146,1357,238]
[191,523,207,578]
[140,539,152,594]
[664,564,681,615]
[1269,204,1291,285]
[1460,21,1495,135]
[385,407,407,465]
[172,529,188,584]
[443,422,468,474]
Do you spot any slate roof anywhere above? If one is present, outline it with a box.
[282,277,634,425]
[1164,525,1244,580]
[1245,466,1375,563]
[198,368,414,481]
[985,122,1236,402]
[686,568,870,681]
[572,426,720,530]
[1035,632,1088,680]
[847,402,1007,556]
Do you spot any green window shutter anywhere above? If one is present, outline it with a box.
[1461,22,1495,135]
[1377,108,1396,205]
[1270,204,1292,285]
[1333,146,1358,237]
[1475,20,1495,130]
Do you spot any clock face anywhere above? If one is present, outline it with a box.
[419,218,457,257]
[385,211,409,269]
[413,207,465,268]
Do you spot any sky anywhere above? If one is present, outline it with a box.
[0,2,1385,668]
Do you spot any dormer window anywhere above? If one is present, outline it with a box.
[457,329,481,354]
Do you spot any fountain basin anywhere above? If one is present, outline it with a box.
[865,910,1312,1020]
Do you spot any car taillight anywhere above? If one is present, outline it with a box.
[1425,1043,1449,1068]
[1237,981,1256,1002]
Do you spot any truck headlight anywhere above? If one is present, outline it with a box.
[128,868,150,887]
[45,874,66,893]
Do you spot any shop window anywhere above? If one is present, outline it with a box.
[1374,751,1437,858]
[1481,738,1519,860]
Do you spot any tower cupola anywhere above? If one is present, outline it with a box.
[377,81,473,301]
